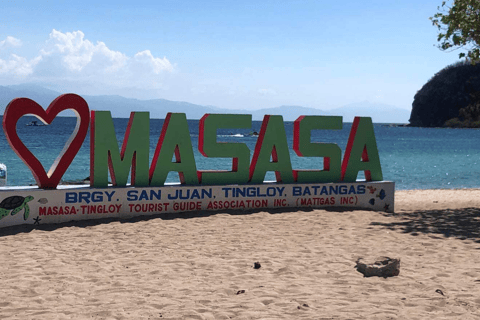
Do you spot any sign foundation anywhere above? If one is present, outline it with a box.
[0,181,394,228]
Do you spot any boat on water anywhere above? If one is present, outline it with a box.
[26,120,45,127]
[0,163,6,187]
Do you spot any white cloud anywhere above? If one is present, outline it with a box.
[40,30,128,73]
[0,30,174,89]
[133,50,173,74]
[0,54,41,78]
[0,36,33,78]
[0,36,22,50]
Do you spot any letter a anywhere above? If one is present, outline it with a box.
[249,115,294,184]
[149,113,198,186]
[341,117,383,182]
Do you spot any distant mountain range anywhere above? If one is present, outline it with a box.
[0,84,411,123]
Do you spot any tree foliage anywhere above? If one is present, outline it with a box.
[431,0,480,63]
[444,91,480,127]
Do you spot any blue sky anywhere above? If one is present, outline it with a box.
[0,0,461,111]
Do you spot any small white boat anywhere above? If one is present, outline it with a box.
[26,120,45,127]
[0,163,6,187]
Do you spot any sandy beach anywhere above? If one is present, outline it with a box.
[1,189,480,319]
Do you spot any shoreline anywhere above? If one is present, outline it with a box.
[396,188,480,211]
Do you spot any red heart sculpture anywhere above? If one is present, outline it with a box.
[3,94,90,189]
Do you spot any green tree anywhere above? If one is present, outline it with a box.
[459,92,480,120]
[431,0,480,63]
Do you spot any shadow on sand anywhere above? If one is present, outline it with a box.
[0,206,319,237]
[373,208,480,242]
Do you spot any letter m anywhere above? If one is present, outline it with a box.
[90,111,149,187]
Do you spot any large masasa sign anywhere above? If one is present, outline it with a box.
[0,94,394,227]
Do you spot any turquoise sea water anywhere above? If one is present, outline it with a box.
[1,116,480,190]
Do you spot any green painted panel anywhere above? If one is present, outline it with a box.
[199,114,251,185]
[91,111,150,187]
[294,116,342,183]
[150,113,199,186]
[249,115,294,184]
[341,117,383,182]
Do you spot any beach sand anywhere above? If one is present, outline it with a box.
[1,189,480,319]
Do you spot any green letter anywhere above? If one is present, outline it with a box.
[91,111,150,187]
[341,117,383,182]
[249,115,294,184]
[150,113,199,186]
[198,114,251,185]
[293,116,342,183]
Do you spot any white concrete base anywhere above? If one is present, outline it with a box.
[0,181,394,228]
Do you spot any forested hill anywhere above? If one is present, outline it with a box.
[410,61,480,127]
